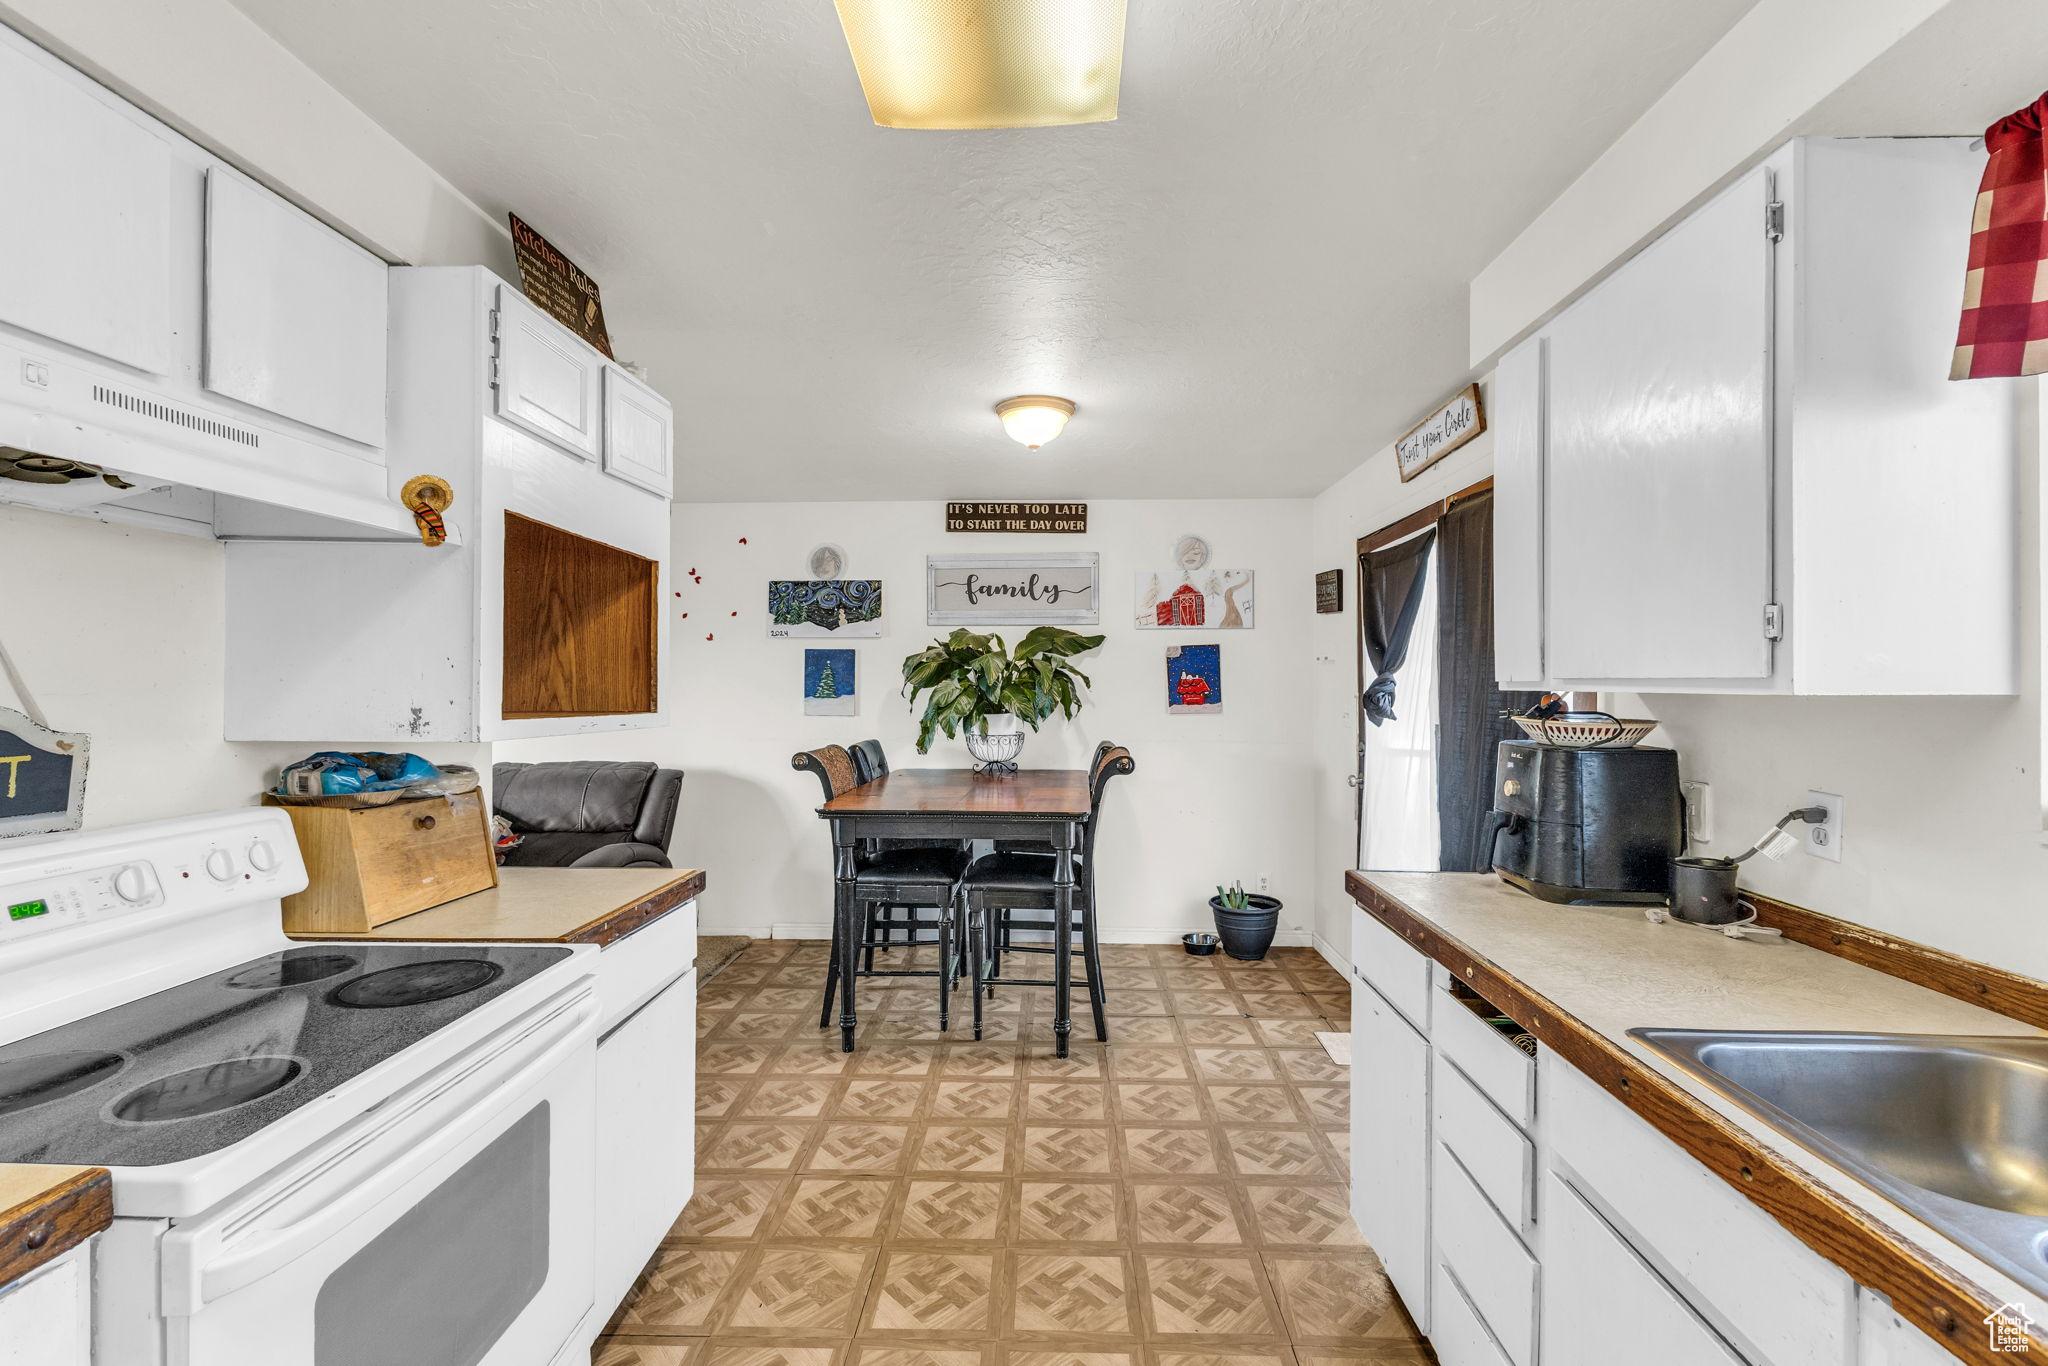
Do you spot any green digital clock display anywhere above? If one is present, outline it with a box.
[7,899,49,921]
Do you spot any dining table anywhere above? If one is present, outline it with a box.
[816,767,1093,1055]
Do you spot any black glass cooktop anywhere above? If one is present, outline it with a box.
[0,944,572,1168]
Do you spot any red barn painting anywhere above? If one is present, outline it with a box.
[1156,582,1205,627]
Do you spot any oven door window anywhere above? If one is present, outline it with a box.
[315,1103,550,1366]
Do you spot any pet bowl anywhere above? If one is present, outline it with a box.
[1182,933,1221,956]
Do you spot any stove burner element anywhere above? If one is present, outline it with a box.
[331,959,504,1009]
[225,954,360,989]
[111,1056,303,1123]
[0,1051,125,1117]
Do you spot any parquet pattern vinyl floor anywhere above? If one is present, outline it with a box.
[595,940,1432,1365]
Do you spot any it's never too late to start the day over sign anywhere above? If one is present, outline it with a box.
[945,502,1088,533]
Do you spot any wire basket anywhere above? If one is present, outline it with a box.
[1511,712,1657,749]
[964,725,1026,773]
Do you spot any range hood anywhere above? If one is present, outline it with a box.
[0,333,428,543]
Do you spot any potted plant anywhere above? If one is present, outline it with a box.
[901,627,1105,771]
[1210,881,1282,960]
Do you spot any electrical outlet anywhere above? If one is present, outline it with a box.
[1681,780,1713,845]
[1257,874,1271,894]
[1805,790,1844,863]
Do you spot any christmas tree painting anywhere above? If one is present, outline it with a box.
[803,648,857,716]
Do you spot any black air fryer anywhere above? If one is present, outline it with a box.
[1489,741,1682,903]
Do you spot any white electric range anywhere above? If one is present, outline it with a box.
[0,809,601,1366]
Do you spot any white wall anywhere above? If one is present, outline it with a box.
[1309,400,1497,966]
[497,498,1317,942]
[0,505,484,831]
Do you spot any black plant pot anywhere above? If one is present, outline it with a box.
[1208,894,1282,961]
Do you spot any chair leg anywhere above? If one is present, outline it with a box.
[820,918,841,1029]
[864,906,879,974]
[967,895,986,1042]
[937,898,953,1032]
[1081,902,1108,1043]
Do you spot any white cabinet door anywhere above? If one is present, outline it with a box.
[1545,1174,1749,1366]
[203,169,388,446]
[1857,1291,1971,1366]
[494,286,602,460]
[602,365,673,497]
[1543,166,1775,682]
[1491,337,1544,687]
[0,1246,92,1366]
[1352,972,1431,1331]
[595,967,696,1314]
[0,37,173,374]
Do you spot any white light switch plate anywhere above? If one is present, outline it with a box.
[1805,790,1843,862]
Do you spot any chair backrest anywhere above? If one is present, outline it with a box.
[850,739,889,786]
[791,745,860,801]
[1083,744,1135,864]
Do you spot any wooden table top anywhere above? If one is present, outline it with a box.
[286,866,705,948]
[820,768,1092,818]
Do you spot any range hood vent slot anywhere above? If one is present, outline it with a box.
[92,384,260,448]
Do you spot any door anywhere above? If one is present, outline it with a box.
[0,33,173,375]
[594,966,696,1313]
[1543,167,1775,682]
[161,984,598,1366]
[204,170,389,447]
[1357,536,1440,871]
[1544,1173,1750,1366]
[601,365,673,497]
[494,286,602,461]
[1351,973,1431,1331]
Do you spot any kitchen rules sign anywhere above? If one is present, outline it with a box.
[1395,383,1485,482]
[509,214,614,358]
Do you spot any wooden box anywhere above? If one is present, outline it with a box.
[264,789,499,934]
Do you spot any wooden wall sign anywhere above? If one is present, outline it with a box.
[1315,568,1344,614]
[928,553,1100,626]
[1395,382,1485,482]
[508,213,614,358]
[945,502,1088,534]
[0,706,88,838]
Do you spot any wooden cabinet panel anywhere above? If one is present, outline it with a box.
[494,286,602,460]
[1542,166,1774,682]
[602,365,673,497]
[0,40,172,375]
[203,169,388,446]
[1351,973,1431,1332]
[1545,1173,1750,1366]
[501,512,659,719]
[1491,337,1544,688]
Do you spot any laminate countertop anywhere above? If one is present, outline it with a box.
[1349,870,2046,1364]
[0,1165,111,1289]
[285,866,705,948]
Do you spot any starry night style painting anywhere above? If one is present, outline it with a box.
[768,580,883,638]
[1166,643,1222,714]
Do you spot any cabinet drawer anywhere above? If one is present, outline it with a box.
[1433,1053,1535,1234]
[1433,1142,1537,1366]
[599,897,698,1030]
[1428,1261,1514,1366]
[1432,986,1535,1126]
[1545,1056,1851,1366]
[1351,903,1432,1030]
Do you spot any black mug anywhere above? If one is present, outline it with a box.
[1670,856,1743,925]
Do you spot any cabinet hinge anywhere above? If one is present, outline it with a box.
[1763,603,1784,640]
[487,309,502,390]
[1764,201,1785,242]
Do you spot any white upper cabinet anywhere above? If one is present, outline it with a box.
[1492,138,2018,696]
[602,364,674,497]
[1545,167,1774,682]
[203,170,389,447]
[493,285,603,460]
[0,39,173,375]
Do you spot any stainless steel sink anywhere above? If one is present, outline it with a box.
[1631,1028,2048,1298]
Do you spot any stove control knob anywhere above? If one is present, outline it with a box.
[113,864,152,903]
[205,850,237,882]
[247,840,280,873]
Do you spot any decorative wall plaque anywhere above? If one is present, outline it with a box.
[927,553,1099,625]
[944,502,1088,534]
[509,213,614,358]
[1316,569,1344,614]
[0,706,88,838]
[1395,383,1485,482]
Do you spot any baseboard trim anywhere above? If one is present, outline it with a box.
[1312,931,1351,976]
[768,921,1314,947]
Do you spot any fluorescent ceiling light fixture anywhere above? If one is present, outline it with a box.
[832,0,1126,130]
[995,395,1076,449]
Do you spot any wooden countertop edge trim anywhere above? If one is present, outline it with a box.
[567,869,706,947]
[1346,871,2005,1365]
[0,1168,111,1290]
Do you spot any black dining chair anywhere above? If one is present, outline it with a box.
[793,744,970,1037]
[960,744,1135,1045]
[848,738,965,963]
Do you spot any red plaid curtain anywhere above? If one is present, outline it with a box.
[1954,92,2048,379]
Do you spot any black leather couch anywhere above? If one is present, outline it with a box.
[492,761,683,868]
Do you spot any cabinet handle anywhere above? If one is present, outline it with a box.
[414,815,437,831]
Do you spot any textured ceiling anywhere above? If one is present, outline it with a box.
[229,0,1758,501]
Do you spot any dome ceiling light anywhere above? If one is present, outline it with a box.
[995,395,1076,450]
[831,0,1127,131]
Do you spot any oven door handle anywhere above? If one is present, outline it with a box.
[161,985,597,1315]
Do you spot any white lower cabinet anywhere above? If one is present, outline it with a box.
[1856,1292,1965,1366]
[1545,1172,1749,1366]
[1433,1146,1538,1366]
[0,1244,91,1366]
[1351,972,1432,1331]
[1430,1261,1515,1366]
[594,965,697,1316]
